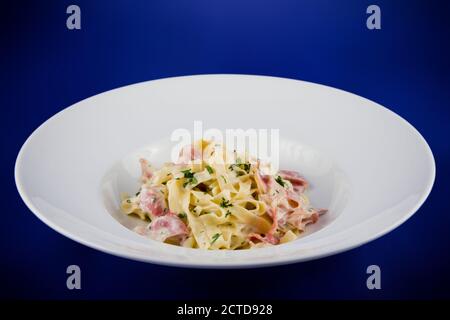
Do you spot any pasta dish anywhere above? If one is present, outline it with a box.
[121,140,326,249]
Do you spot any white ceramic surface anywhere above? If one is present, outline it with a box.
[15,75,435,268]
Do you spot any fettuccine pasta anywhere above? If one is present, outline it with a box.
[121,140,326,249]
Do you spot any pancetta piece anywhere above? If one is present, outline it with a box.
[279,170,309,193]
[139,158,153,183]
[139,186,167,217]
[148,214,188,242]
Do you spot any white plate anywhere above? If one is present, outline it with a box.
[15,75,435,268]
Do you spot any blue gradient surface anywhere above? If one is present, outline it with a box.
[1,0,449,299]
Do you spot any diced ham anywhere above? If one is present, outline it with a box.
[139,186,167,217]
[249,208,280,245]
[139,158,152,182]
[267,207,278,235]
[279,170,309,193]
[255,170,272,194]
[261,174,272,188]
[286,190,302,208]
[256,167,323,238]
[265,233,280,245]
[287,208,325,231]
[274,205,290,229]
[249,233,279,245]
[306,212,319,224]
[148,214,188,242]
[248,233,265,243]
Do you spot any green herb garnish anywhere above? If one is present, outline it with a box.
[181,169,194,178]
[220,198,233,208]
[241,163,251,173]
[135,191,140,196]
[178,212,187,219]
[211,233,221,244]
[181,169,198,187]
[183,177,198,187]
[225,210,232,218]
[206,165,214,174]
[229,159,251,175]
[275,175,286,188]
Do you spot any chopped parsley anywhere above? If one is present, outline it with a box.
[225,210,232,218]
[220,197,233,208]
[178,212,187,219]
[181,169,194,178]
[206,165,214,174]
[221,175,227,183]
[211,233,221,244]
[126,199,131,203]
[240,162,251,173]
[183,180,195,187]
[181,169,198,187]
[229,158,251,176]
[135,191,141,196]
[275,175,286,188]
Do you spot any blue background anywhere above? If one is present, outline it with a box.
[1,0,449,299]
